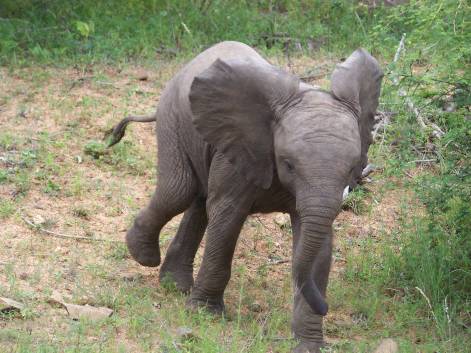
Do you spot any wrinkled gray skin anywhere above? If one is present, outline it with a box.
[123,41,383,353]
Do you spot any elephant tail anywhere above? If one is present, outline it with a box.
[104,113,157,147]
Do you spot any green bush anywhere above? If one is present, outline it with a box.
[363,1,471,340]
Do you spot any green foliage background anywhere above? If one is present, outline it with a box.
[1,0,468,65]
[1,0,470,348]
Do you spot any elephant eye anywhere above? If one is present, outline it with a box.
[285,160,295,172]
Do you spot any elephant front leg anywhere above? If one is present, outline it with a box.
[187,176,255,314]
[187,205,249,314]
[291,214,332,353]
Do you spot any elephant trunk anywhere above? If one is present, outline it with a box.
[293,198,337,316]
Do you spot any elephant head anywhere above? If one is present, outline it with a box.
[189,49,383,316]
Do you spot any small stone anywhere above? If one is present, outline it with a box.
[374,338,398,353]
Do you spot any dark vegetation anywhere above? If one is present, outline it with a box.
[1,0,470,351]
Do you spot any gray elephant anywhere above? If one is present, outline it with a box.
[109,41,383,352]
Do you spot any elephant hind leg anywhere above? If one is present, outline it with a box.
[126,151,198,267]
[159,196,207,293]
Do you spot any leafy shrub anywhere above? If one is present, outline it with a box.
[366,1,471,339]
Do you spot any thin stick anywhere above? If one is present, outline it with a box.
[20,213,123,243]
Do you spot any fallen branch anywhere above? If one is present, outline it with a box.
[20,213,123,243]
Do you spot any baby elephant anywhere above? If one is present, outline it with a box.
[110,41,383,352]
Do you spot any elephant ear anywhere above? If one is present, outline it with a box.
[189,58,299,189]
[331,49,383,184]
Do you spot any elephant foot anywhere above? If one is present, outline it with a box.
[125,223,161,267]
[159,263,194,293]
[186,292,225,315]
[292,341,325,353]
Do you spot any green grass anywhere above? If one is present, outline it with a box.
[1,0,468,67]
[0,199,15,218]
